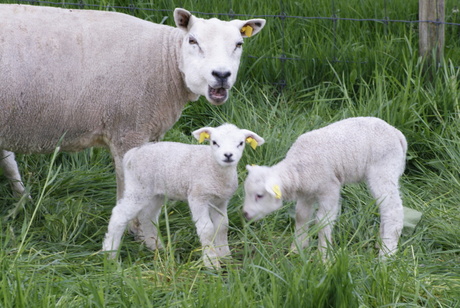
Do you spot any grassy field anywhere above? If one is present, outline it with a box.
[1,0,460,307]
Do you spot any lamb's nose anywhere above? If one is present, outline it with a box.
[212,70,231,82]
[243,211,250,220]
[224,153,233,160]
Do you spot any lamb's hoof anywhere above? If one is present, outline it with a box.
[144,237,164,251]
[127,218,141,235]
[101,249,118,260]
[203,250,221,270]
[203,257,221,270]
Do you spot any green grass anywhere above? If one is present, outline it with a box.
[1,0,460,307]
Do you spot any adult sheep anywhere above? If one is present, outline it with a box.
[0,5,265,203]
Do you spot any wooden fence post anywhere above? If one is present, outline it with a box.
[419,0,445,67]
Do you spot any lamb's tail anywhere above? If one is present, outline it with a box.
[122,147,139,168]
[397,130,408,156]
[396,129,408,173]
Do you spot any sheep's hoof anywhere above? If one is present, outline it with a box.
[144,237,164,251]
[127,218,141,235]
[202,249,221,269]
[101,249,118,260]
[203,257,221,270]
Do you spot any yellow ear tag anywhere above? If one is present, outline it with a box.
[246,137,258,150]
[272,185,282,199]
[241,25,253,37]
[199,132,210,143]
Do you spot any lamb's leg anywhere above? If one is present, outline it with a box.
[291,196,316,252]
[1,150,27,196]
[136,195,164,250]
[103,193,148,258]
[189,197,220,269]
[209,201,231,258]
[367,171,404,256]
[315,186,341,257]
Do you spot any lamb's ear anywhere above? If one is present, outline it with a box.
[265,183,282,200]
[242,130,265,150]
[174,8,195,31]
[192,127,213,143]
[231,19,266,38]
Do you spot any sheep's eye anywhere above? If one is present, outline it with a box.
[256,194,263,200]
[189,37,198,45]
[238,141,244,147]
[212,141,219,147]
[236,41,243,48]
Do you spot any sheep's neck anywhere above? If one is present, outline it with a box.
[273,161,303,201]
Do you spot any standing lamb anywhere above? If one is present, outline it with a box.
[103,124,264,268]
[0,4,265,229]
[242,117,406,258]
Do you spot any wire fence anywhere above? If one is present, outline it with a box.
[5,0,460,90]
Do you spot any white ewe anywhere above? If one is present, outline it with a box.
[0,5,265,231]
[243,117,406,258]
[103,124,264,268]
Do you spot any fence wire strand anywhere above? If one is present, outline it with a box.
[8,0,460,89]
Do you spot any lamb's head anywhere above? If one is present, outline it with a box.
[174,8,265,105]
[192,123,264,167]
[243,165,284,221]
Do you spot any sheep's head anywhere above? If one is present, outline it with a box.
[192,123,264,167]
[174,8,265,105]
[243,165,284,221]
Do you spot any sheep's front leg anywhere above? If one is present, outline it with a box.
[291,196,316,252]
[315,186,341,258]
[209,200,231,258]
[189,197,220,269]
[1,150,27,196]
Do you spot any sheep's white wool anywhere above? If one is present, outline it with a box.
[103,124,264,268]
[0,4,265,204]
[243,117,406,257]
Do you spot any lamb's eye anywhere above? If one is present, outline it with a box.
[238,141,244,147]
[236,41,243,48]
[212,141,219,147]
[256,194,263,200]
[189,37,198,45]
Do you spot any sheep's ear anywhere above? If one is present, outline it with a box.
[265,183,282,200]
[174,8,195,31]
[192,127,213,143]
[231,19,266,38]
[242,130,265,150]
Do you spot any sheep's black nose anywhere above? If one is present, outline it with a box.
[243,211,250,220]
[224,153,233,159]
[212,70,231,83]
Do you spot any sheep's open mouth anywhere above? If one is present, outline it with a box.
[208,86,228,104]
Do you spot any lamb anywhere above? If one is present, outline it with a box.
[103,123,265,268]
[242,117,406,258]
[0,4,264,232]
